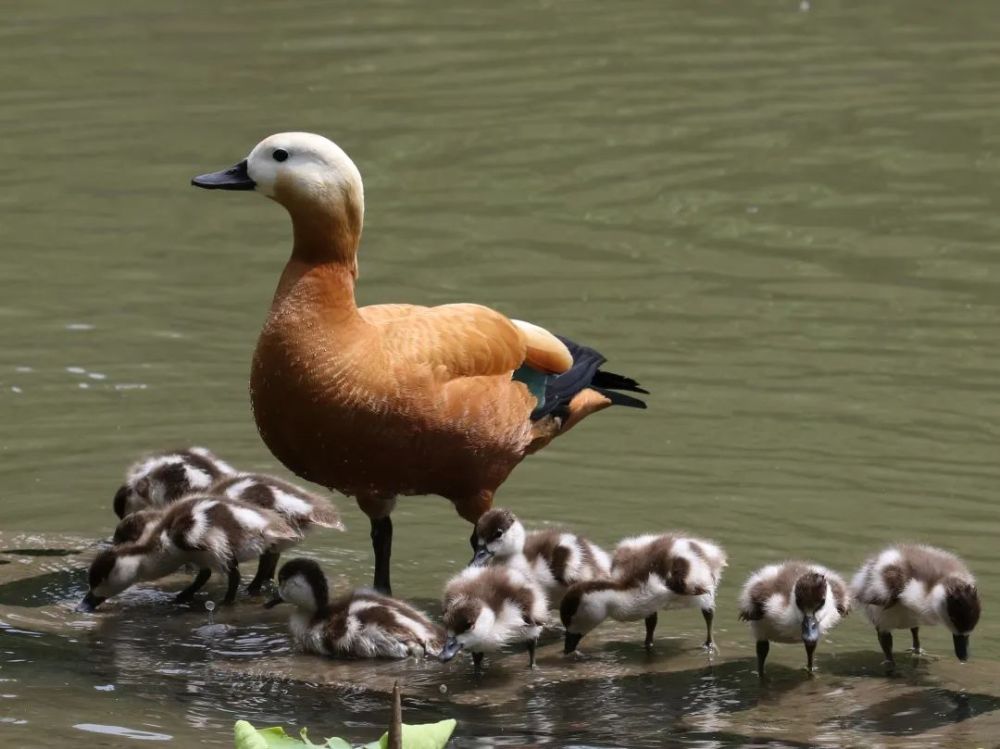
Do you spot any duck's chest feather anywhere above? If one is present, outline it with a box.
[250,265,534,500]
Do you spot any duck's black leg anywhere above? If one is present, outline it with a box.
[910,627,922,654]
[877,629,894,666]
[472,652,484,676]
[247,549,280,596]
[527,638,538,668]
[701,607,716,653]
[756,639,770,678]
[371,516,393,596]
[223,558,241,605]
[644,612,658,649]
[176,568,212,604]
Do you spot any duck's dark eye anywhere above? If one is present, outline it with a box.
[273,148,289,162]
[491,531,503,542]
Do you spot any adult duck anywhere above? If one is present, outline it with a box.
[191,132,647,594]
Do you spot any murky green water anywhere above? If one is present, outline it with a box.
[3,0,1000,746]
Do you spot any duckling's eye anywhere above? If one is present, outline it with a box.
[273,149,289,162]
[491,532,503,542]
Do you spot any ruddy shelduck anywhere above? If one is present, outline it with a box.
[265,558,443,659]
[192,133,647,593]
[738,561,850,678]
[470,507,611,605]
[560,532,726,653]
[440,565,548,673]
[79,495,299,611]
[851,544,981,666]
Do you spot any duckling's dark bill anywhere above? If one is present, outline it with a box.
[77,592,106,612]
[953,633,970,661]
[191,160,255,190]
[469,546,493,567]
[439,637,464,662]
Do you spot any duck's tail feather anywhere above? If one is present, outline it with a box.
[526,335,647,421]
[591,387,648,410]
[590,370,649,395]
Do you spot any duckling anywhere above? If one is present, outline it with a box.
[738,562,849,677]
[440,565,548,673]
[264,558,442,658]
[79,495,299,611]
[112,473,344,595]
[560,533,726,653]
[851,544,981,665]
[470,508,611,604]
[113,447,236,518]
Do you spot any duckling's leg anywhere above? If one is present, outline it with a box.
[527,638,538,668]
[877,629,895,667]
[756,639,769,678]
[223,559,241,605]
[701,607,717,654]
[472,652,485,675]
[246,550,280,596]
[908,627,925,656]
[176,568,212,604]
[644,613,658,649]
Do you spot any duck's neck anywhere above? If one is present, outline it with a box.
[272,196,363,322]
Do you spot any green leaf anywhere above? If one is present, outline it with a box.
[233,719,456,749]
[233,722,351,749]
[374,719,457,749]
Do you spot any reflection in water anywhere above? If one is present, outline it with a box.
[2,553,1000,746]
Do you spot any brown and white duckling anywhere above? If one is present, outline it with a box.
[440,565,548,673]
[470,508,611,605]
[738,561,850,677]
[112,473,344,594]
[851,544,981,665]
[79,495,299,611]
[113,447,236,518]
[264,558,442,658]
[560,532,727,653]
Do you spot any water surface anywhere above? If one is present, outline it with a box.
[2,0,1000,746]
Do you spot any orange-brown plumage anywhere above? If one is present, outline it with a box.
[193,132,646,592]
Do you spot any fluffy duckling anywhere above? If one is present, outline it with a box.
[560,533,727,653]
[738,562,850,677]
[470,508,611,604]
[264,558,442,658]
[211,473,344,533]
[851,544,981,665]
[79,495,299,611]
[440,566,548,673]
[113,447,236,518]
[112,473,344,595]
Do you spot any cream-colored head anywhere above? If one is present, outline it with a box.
[245,133,364,211]
[193,132,365,266]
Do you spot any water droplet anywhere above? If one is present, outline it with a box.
[204,601,216,612]
[439,684,447,694]
[87,372,107,381]
[10,386,22,394]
